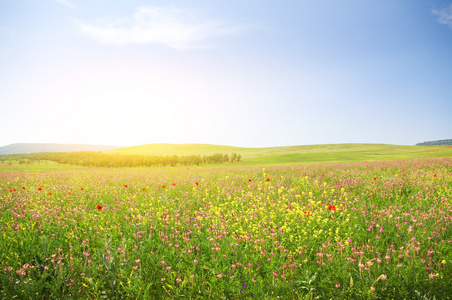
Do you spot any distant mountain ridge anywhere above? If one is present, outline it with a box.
[416,139,452,146]
[0,143,120,155]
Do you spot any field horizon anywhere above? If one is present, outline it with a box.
[1,143,452,171]
[105,142,452,167]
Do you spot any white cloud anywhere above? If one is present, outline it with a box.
[54,0,74,8]
[76,6,242,49]
[433,4,452,28]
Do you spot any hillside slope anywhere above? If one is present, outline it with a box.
[106,143,452,166]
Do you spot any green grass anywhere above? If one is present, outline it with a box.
[106,143,452,166]
[2,144,450,171]
[1,158,452,299]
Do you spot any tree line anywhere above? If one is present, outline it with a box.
[416,139,452,146]
[0,151,242,168]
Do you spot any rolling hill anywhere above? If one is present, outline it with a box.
[106,143,452,166]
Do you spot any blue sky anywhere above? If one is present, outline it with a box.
[0,0,451,147]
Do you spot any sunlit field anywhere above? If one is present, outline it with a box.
[1,158,451,299]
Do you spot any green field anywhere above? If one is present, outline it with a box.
[107,143,452,166]
[1,143,452,299]
[1,157,451,299]
[1,143,451,171]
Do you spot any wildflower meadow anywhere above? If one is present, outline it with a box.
[1,158,451,299]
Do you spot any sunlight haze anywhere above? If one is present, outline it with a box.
[1,0,451,147]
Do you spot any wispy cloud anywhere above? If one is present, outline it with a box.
[54,0,74,8]
[433,4,452,28]
[75,6,242,49]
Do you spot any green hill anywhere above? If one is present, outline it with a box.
[107,143,246,156]
[106,143,452,166]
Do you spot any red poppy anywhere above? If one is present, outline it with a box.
[162,185,165,188]
[22,187,25,190]
[8,189,12,193]
[47,192,51,196]
[266,178,270,182]
[142,188,146,191]
[80,188,84,190]
[67,191,71,195]
[434,174,437,177]
[172,183,176,186]
[124,185,128,188]
[97,205,102,210]
[248,179,252,182]
[38,187,42,191]
[13,188,16,192]
[328,205,336,211]
[195,182,199,186]
[373,178,376,180]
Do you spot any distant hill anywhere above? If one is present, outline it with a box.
[416,139,452,146]
[107,143,248,156]
[1,143,452,167]
[0,143,120,155]
[106,143,452,166]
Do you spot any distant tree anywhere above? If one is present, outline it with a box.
[416,139,452,146]
[169,155,179,167]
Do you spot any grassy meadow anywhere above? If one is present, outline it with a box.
[106,143,452,166]
[1,152,452,299]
